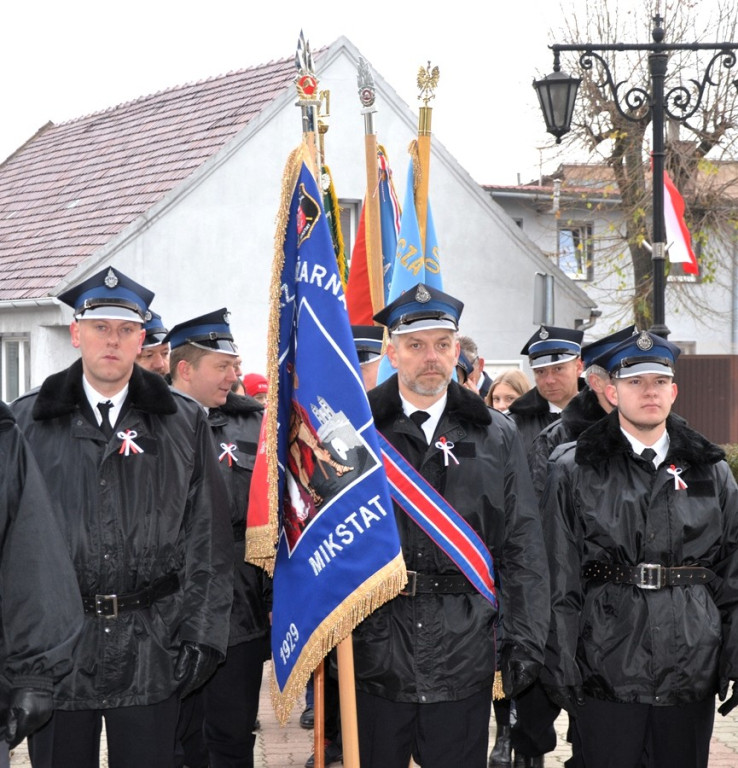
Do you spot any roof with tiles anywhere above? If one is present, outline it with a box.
[0,55,300,300]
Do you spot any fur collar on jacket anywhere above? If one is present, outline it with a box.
[368,374,492,428]
[561,387,608,440]
[217,391,264,417]
[508,378,586,419]
[575,409,725,467]
[31,359,178,421]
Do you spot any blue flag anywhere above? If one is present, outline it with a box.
[249,148,406,723]
[377,158,445,384]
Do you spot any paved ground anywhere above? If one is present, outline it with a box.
[8,663,738,766]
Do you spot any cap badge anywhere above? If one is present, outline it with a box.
[538,327,549,340]
[415,285,431,304]
[104,268,118,289]
[636,332,654,351]
[144,310,152,322]
[223,311,231,324]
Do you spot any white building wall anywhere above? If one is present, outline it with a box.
[493,193,736,353]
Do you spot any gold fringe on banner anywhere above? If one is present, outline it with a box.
[245,145,306,575]
[492,670,505,701]
[271,551,407,724]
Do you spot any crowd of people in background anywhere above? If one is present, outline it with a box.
[2,269,738,768]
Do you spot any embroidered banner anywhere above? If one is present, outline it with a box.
[246,146,406,723]
[378,432,497,609]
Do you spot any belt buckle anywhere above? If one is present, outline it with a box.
[95,594,119,618]
[400,571,417,597]
[637,563,662,590]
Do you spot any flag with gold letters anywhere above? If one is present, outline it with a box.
[246,145,405,723]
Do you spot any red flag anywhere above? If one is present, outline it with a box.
[345,204,373,324]
[663,170,698,275]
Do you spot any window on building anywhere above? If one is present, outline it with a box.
[558,223,594,281]
[0,335,30,402]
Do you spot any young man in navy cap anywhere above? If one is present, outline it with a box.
[541,331,738,768]
[136,309,171,376]
[12,267,233,768]
[167,309,270,768]
[352,283,549,768]
[509,326,584,453]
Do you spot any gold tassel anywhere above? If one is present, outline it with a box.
[492,670,505,701]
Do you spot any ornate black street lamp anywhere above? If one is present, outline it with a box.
[534,14,738,337]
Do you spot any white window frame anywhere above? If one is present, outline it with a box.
[0,335,31,402]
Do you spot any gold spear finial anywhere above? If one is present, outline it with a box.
[417,61,440,107]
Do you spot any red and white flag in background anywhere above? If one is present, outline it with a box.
[663,170,699,275]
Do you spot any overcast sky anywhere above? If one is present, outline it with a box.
[1,0,593,186]
[2,1,728,185]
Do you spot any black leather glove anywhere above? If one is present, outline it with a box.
[5,687,53,748]
[174,642,221,699]
[719,681,738,716]
[543,684,585,715]
[500,645,541,699]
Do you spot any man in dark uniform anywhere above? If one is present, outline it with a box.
[13,267,233,768]
[0,403,83,751]
[528,325,637,500]
[136,309,171,376]
[168,309,271,768]
[542,331,738,768]
[508,326,584,452]
[513,326,636,768]
[505,325,583,767]
[352,283,550,768]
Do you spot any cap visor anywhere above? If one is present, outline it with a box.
[529,352,578,369]
[614,362,674,378]
[76,306,143,323]
[391,318,458,335]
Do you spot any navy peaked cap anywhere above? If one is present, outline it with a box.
[373,283,463,334]
[521,325,583,369]
[592,330,681,378]
[164,308,238,355]
[581,325,638,369]
[58,266,153,323]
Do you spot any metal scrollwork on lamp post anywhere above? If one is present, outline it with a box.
[533,14,738,338]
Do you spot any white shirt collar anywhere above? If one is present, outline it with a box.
[82,376,129,429]
[401,392,447,444]
[620,427,670,468]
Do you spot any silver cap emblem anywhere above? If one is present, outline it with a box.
[538,327,549,340]
[104,268,118,288]
[415,285,431,303]
[636,331,654,351]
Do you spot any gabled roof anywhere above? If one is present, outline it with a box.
[0,56,299,300]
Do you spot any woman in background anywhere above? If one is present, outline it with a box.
[485,369,531,413]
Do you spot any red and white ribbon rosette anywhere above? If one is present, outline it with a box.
[435,436,459,466]
[667,464,688,490]
[117,429,144,457]
[219,442,239,467]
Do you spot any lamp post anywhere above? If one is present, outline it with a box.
[533,14,738,338]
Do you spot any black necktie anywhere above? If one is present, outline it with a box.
[640,447,657,464]
[410,411,430,428]
[97,401,114,439]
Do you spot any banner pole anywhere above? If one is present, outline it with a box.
[337,637,361,767]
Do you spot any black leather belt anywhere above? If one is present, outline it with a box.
[400,571,476,597]
[82,573,180,618]
[582,561,715,590]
